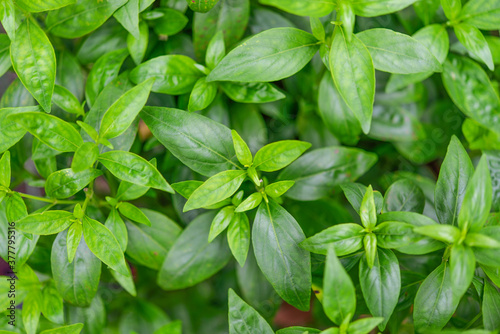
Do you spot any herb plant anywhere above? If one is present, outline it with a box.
[0,0,500,333]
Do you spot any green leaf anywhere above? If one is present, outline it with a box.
[171,181,203,200]
[17,211,74,235]
[10,18,55,113]
[347,317,385,334]
[51,229,101,307]
[188,0,220,13]
[82,216,129,276]
[157,211,231,289]
[22,290,41,334]
[71,142,99,173]
[46,0,128,38]
[383,179,425,213]
[141,107,240,177]
[265,181,295,198]
[85,49,129,108]
[468,226,500,267]
[130,55,204,95]
[300,223,364,256]
[104,209,127,251]
[450,244,475,297]
[253,140,311,172]
[41,282,64,325]
[235,193,262,212]
[0,34,11,79]
[359,248,400,331]
[252,200,311,311]
[228,289,274,334]
[114,0,140,39]
[454,23,494,71]
[208,206,235,242]
[45,168,102,199]
[318,73,362,145]
[374,221,422,249]
[465,233,500,248]
[228,212,250,267]
[40,323,84,334]
[98,150,173,193]
[338,2,354,41]
[258,0,334,17]
[276,327,321,334]
[66,222,82,263]
[351,0,417,17]
[207,28,320,83]
[483,281,500,330]
[357,28,441,74]
[0,151,10,188]
[193,0,250,60]
[323,247,356,325]
[363,233,377,268]
[220,82,285,104]
[110,265,136,297]
[127,21,149,65]
[118,202,151,226]
[188,77,218,112]
[53,85,84,116]
[329,26,375,134]
[100,78,154,139]
[154,321,182,334]
[458,155,492,233]
[206,31,225,69]
[435,136,474,226]
[341,183,383,214]
[441,0,461,19]
[9,112,83,152]
[459,0,500,30]
[414,224,461,244]
[14,0,75,12]
[360,185,377,230]
[152,8,188,36]
[413,262,461,332]
[0,0,16,40]
[442,55,500,135]
[231,130,252,167]
[77,121,98,143]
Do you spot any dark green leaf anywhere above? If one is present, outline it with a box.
[450,244,475,297]
[152,8,188,36]
[383,179,425,213]
[228,212,250,267]
[41,282,64,325]
[188,0,220,13]
[483,281,500,330]
[228,289,274,334]
[206,31,225,69]
[374,221,422,249]
[221,82,285,104]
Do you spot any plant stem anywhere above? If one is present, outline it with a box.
[17,192,80,205]
[464,312,482,330]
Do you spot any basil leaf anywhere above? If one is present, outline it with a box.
[51,229,101,307]
[71,142,99,173]
[231,130,252,167]
[413,262,461,332]
[98,150,173,193]
[383,179,425,213]
[483,281,500,330]
[85,49,129,108]
[22,289,41,334]
[458,155,492,233]
[374,221,421,249]
[15,0,75,12]
[125,209,181,270]
[235,193,262,213]
[208,28,319,83]
[41,282,64,325]
[152,8,188,36]
[329,26,375,134]
[16,211,74,235]
[228,289,274,334]
[318,72,362,145]
[46,0,127,38]
[357,28,441,74]
[53,85,84,116]
[184,170,246,211]
[228,212,250,267]
[0,151,10,188]
[265,181,295,198]
[99,77,154,139]
[208,206,235,242]
[359,248,400,331]
[363,233,377,268]
[441,0,461,19]
[141,107,240,176]
[454,23,494,71]
[189,0,220,13]
[414,224,461,244]
[300,223,364,256]
[276,327,321,334]
[254,140,311,172]
[104,209,127,251]
[127,21,149,65]
[472,226,500,267]
[0,106,42,153]
[323,247,356,325]
[449,244,475,297]
[157,211,231,289]
[206,31,225,69]
[0,0,16,40]
[66,222,82,263]
[45,168,102,199]
[118,202,151,226]
[0,34,11,78]
[188,77,218,112]
[347,317,385,334]
[341,183,383,214]
[9,112,83,152]
[442,55,500,135]
[40,324,84,334]
[10,18,56,113]
[351,0,417,17]
[279,147,377,201]
[360,186,377,230]
[460,0,500,30]
[220,82,285,104]
[259,0,334,17]
[114,0,140,39]
[130,55,204,95]
[252,201,311,311]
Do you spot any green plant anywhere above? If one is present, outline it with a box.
[1,0,500,333]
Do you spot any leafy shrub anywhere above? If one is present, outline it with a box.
[0,0,500,333]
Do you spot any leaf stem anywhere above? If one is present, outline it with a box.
[17,192,80,205]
